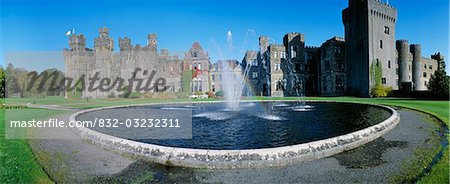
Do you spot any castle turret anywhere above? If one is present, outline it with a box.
[94,27,114,51]
[283,32,305,59]
[118,37,133,51]
[259,36,269,54]
[410,44,422,90]
[396,40,410,84]
[147,33,157,51]
[69,34,86,51]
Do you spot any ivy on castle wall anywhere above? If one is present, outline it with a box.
[370,60,383,86]
[370,60,393,97]
[181,70,194,93]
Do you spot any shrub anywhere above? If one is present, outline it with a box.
[370,85,393,97]
[206,91,215,98]
[127,92,142,99]
[215,90,224,97]
[107,93,116,98]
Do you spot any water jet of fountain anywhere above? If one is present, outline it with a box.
[219,30,253,110]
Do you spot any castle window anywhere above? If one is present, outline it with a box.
[423,72,427,78]
[429,65,433,69]
[252,72,258,79]
[281,52,286,59]
[295,64,301,72]
[380,40,383,49]
[382,78,386,85]
[276,80,282,91]
[291,46,297,58]
[384,26,390,35]
[388,60,391,68]
[424,64,427,69]
[274,51,278,58]
[192,52,198,58]
[275,63,281,71]
[212,74,215,81]
[335,48,341,54]
[252,59,258,66]
[376,59,380,67]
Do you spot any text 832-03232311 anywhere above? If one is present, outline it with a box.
[94,118,181,128]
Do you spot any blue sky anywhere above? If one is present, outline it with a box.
[1,0,449,72]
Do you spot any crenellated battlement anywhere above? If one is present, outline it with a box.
[68,34,86,51]
[305,46,319,50]
[396,39,409,44]
[99,27,109,34]
[374,0,396,10]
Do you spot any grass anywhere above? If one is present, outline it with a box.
[2,96,449,183]
[0,107,67,183]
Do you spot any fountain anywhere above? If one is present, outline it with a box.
[218,30,252,110]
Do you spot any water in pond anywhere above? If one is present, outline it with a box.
[77,102,391,150]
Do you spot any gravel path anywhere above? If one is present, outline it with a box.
[29,107,445,183]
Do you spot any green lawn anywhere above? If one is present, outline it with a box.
[2,96,449,183]
[0,108,67,183]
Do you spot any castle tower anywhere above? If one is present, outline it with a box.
[410,44,422,90]
[68,34,86,51]
[259,36,269,54]
[94,27,114,51]
[343,0,398,96]
[118,37,133,51]
[283,33,305,59]
[396,40,410,84]
[147,33,157,51]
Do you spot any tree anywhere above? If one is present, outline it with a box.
[0,66,5,98]
[427,68,449,99]
[39,69,64,96]
[5,63,21,97]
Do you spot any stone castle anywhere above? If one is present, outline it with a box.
[242,0,445,97]
[64,0,445,98]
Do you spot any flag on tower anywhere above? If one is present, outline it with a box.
[65,28,75,36]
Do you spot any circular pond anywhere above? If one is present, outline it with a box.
[76,102,392,150]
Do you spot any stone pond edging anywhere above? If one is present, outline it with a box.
[69,101,400,169]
